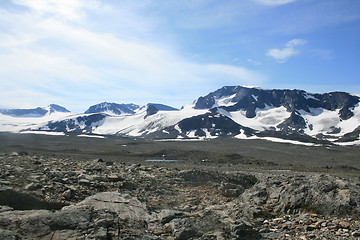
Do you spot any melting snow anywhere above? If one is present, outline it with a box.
[235,134,319,146]
[93,107,208,137]
[304,94,319,101]
[230,106,290,131]
[20,131,65,136]
[77,134,105,139]
[0,112,74,132]
[301,104,360,137]
[215,94,237,107]
[335,139,360,146]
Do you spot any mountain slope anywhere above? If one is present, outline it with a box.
[1,86,359,145]
[144,103,178,118]
[84,102,139,115]
[192,86,360,141]
[0,104,70,117]
[36,103,186,136]
[194,86,358,120]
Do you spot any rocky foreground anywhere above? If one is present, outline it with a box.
[0,152,360,239]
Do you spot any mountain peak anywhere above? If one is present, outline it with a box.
[144,103,178,118]
[147,103,178,111]
[47,104,70,113]
[84,102,140,115]
[0,104,70,117]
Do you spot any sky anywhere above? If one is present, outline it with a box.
[1,0,360,112]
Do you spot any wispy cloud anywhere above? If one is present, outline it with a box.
[252,0,297,6]
[309,48,333,60]
[266,39,306,63]
[206,64,266,84]
[0,0,266,111]
[13,0,105,22]
[247,59,262,66]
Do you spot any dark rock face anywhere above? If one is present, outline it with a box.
[147,103,178,111]
[194,95,216,109]
[44,113,107,133]
[277,111,307,132]
[145,103,178,118]
[85,102,139,115]
[194,86,359,121]
[145,104,160,118]
[177,111,254,137]
[337,126,360,142]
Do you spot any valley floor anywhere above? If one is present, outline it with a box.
[1,132,359,176]
[0,133,359,239]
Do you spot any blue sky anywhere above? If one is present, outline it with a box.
[1,0,360,112]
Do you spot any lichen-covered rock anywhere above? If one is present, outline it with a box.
[232,174,360,219]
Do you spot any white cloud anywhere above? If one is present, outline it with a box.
[206,64,267,84]
[310,48,333,60]
[253,0,297,6]
[247,59,262,66]
[286,38,307,47]
[266,38,306,63]
[0,1,267,111]
[267,48,298,63]
[13,0,104,22]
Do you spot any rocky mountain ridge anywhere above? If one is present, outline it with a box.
[194,86,358,120]
[0,86,359,145]
[84,102,140,115]
[0,104,70,117]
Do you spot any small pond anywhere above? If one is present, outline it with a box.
[145,159,180,162]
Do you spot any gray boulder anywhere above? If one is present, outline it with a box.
[0,192,154,239]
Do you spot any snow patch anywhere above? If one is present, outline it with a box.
[235,129,247,139]
[155,138,206,142]
[302,104,360,137]
[0,112,74,133]
[231,106,290,131]
[20,131,65,136]
[77,134,105,139]
[216,94,237,107]
[335,140,360,146]
[92,107,207,137]
[235,134,319,146]
[304,94,319,101]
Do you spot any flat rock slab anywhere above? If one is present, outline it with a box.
[64,192,152,221]
[0,192,154,239]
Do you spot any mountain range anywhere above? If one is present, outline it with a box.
[0,104,70,117]
[1,86,359,145]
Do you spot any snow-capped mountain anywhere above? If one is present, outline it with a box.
[84,102,140,115]
[1,86,359,145]
[0,104,70,117]
[184,86,360,143]
[144,103,178,118]
[35,103,183,136]
[0,104,73,133]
